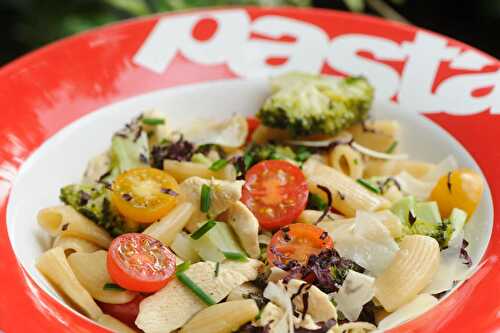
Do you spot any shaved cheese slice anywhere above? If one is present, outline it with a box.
[423,231,469,295]
[377,294,438,331]
[333,211,399,276]
[183,115,248,147]
[333,270,375,321]
[263,282,294,333]
[395,156,458,200]
[351,142,408,160]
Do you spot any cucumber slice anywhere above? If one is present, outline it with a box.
[191,222,245,262]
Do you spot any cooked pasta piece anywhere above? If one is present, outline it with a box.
[67,250,137,304]
[297,209,344,224]
[335,321,377,333]
[347,120,400,152]
[303,159,390,217]
[36,247,102,319]
[328,144,364,179]
[375,235,440,312]
[163,160,236,182]
[142,202,194,245]
[97,314,136,333]
[53,235,101,256]
[179,299,259,333]
[377,294,438,331]
[38,205,112,248]
[363,160,435,179]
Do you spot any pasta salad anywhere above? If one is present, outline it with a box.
[36,72,484,333]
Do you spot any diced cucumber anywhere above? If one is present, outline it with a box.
[448,208,467,241]
[171,232,201,263]
[191,222,245,262]
[415,201,442,225]
[391,196,416,233]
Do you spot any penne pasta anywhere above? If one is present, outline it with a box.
[53,235,101,256]
[38,205,112,248]
[97,314,136,333]
[36,247,102,319]
[303,159,390,217]
[375,235,440,312]
[163,160,235,182]
[297,209,344,224]
[347,120,400,152]
[328,144,364,179]
[142,202,195,245]
[364,160,435,179]
[68,250,137,304]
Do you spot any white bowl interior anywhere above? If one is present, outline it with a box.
[6,78,493,325]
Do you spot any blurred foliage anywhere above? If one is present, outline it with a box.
[1,0,500,65]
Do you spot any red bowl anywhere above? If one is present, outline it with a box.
[0,7,499,333]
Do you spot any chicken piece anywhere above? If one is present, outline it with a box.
[135,259,262,333]
[286,279,337,323]
[227,201,260,258]
[226,282,261,302]
[179,177,244,232]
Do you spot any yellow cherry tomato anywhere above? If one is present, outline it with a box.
[429,168,483,219]
[111,168,179,223]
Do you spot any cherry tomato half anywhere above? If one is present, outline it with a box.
[98,294,145,328]
[107,233,176,293]
[267,223,333,267]
[246,116,261,142]
[241,160,309,230]
[111,167,179,223]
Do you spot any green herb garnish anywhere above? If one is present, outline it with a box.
[223,251,248,262]
[176,261,191,273]
[307,193,327,211]
[176,272,216,305]
[356,179,381,194]
[209,159,229,171]
[103,283,125,291]
[385,141,398,154]
[200,184,211,213]
[191,220,216,240]
[142,117,165,126]
[214,262,220,277]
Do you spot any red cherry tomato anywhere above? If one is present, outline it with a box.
[98,294,145,328]
[246,116,260,142]
[107,233,176,293]
[241,160,308,230]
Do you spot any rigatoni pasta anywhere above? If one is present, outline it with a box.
[328,144,364,179]
[53,235,101,255]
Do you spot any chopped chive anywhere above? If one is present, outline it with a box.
[103,283,125,291]
[353,158,359,165]
[142,117,165,126]
[223,251,248,262]
[176,261,191,273]
[385,141,398,154]
[191,220,217,240]
[356,179,381,194]
[200,184,211,213]
[176,272,216,305]
[209,159,229,171]
[214,262,220,277]
[307,193,327,211]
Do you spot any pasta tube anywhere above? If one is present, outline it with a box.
[68,250,137,304]
[142,202,194,245]
[163,160,235,182]
[303,159,390,217]
[36,247,102,319]
[97,314,136,333]
[328,144,364,179]
[347,120,400,152]
[364,160,435,179]
[38,205,112,248]
[375,235,440,312]
[179,299,259,333]
[53,235,101,255]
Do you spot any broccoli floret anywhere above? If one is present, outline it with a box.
[60,183,139,236]
[257,72,374,137]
